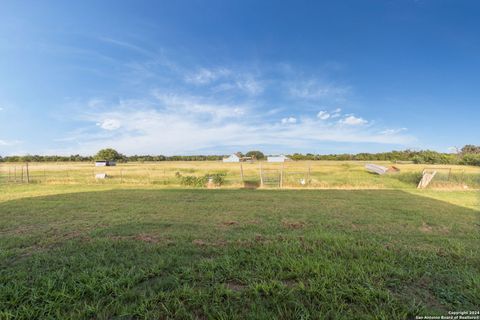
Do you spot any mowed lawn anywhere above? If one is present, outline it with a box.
[0,187,479,319]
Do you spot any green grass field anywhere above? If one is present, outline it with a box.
[0,182,479,319]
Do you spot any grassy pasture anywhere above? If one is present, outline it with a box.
[1,161,479,189]
[0,184,479,319]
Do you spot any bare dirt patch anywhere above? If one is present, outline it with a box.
[110,234,173,245]
[192,239,207,246]
[134,234,159,243]
[282,220,306,229]
[219,221,238,227]
[254,234,265,242]
[419,222,433,233]
[418,222,450,235]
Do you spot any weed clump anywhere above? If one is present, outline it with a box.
[391,172,423,186]
[175,172,226,187]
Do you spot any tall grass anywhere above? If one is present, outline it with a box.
[1,161,479,189]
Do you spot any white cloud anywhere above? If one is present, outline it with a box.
[380,128,407,135]
[339,115,368,126]
[235,77,263,95]
[38,59,415,155]
[152,91,246,121]
[281,117,297,124]
[0,139,21,146]
[447,146,459,153]
[184,67,230,85]
[317,111,330,120]
[59,91,415,155]
[96,119,121,130]
[87,98,104,108]
[289,80,349,100]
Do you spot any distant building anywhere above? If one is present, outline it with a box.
[267,155,291,163]
[95,160,116,167]
[223,154,241,163]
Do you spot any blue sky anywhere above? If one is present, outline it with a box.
[0,0,479,156]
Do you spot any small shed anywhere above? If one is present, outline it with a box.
[223,154,240,163]
[95,160,116,167]
[267,155,291,163]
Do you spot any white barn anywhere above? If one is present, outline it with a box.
[267,155,291,163]
[223,154,241,163]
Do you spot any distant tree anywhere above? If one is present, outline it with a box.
[245,150,265,160]
[94,148,125,161]
[461,145,480,154]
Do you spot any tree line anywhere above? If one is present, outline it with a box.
[1,145,479,166]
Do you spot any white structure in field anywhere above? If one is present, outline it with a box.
[267,155,291,163]
[95,160,116,167]
[365,164,388,175]
[223,153,241,163]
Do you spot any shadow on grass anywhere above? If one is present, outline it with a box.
[0,189,479,319]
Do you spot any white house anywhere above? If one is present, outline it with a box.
[267,155,291,163]
[222,154,241,163]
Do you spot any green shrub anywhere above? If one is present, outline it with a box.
[175,172,226,187]
[460,154,480,166]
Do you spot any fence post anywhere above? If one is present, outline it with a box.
[307,165,311,185]
[259,162,263,187]
[280,163,284,188]
[26,162,30,183]
[240,163,244,182]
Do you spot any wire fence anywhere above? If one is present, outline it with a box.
[1,162,479,189]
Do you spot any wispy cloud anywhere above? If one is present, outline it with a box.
[281,117,297,124]
[96,119,121,130]
[98,37,156,57]
[289,80,349,101]
[339,115,368,126]
[317,111,330,120]
[58,90,415,155]
[184,67,230,85]
[380,128,407,135]
[0,139,21,146]
[21,41,414,155]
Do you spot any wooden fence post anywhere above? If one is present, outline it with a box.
[307,165,311,185]
[26,162,30,183]
[259,162,263,187]
[280,163,284,188]
[240,163,244,182]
